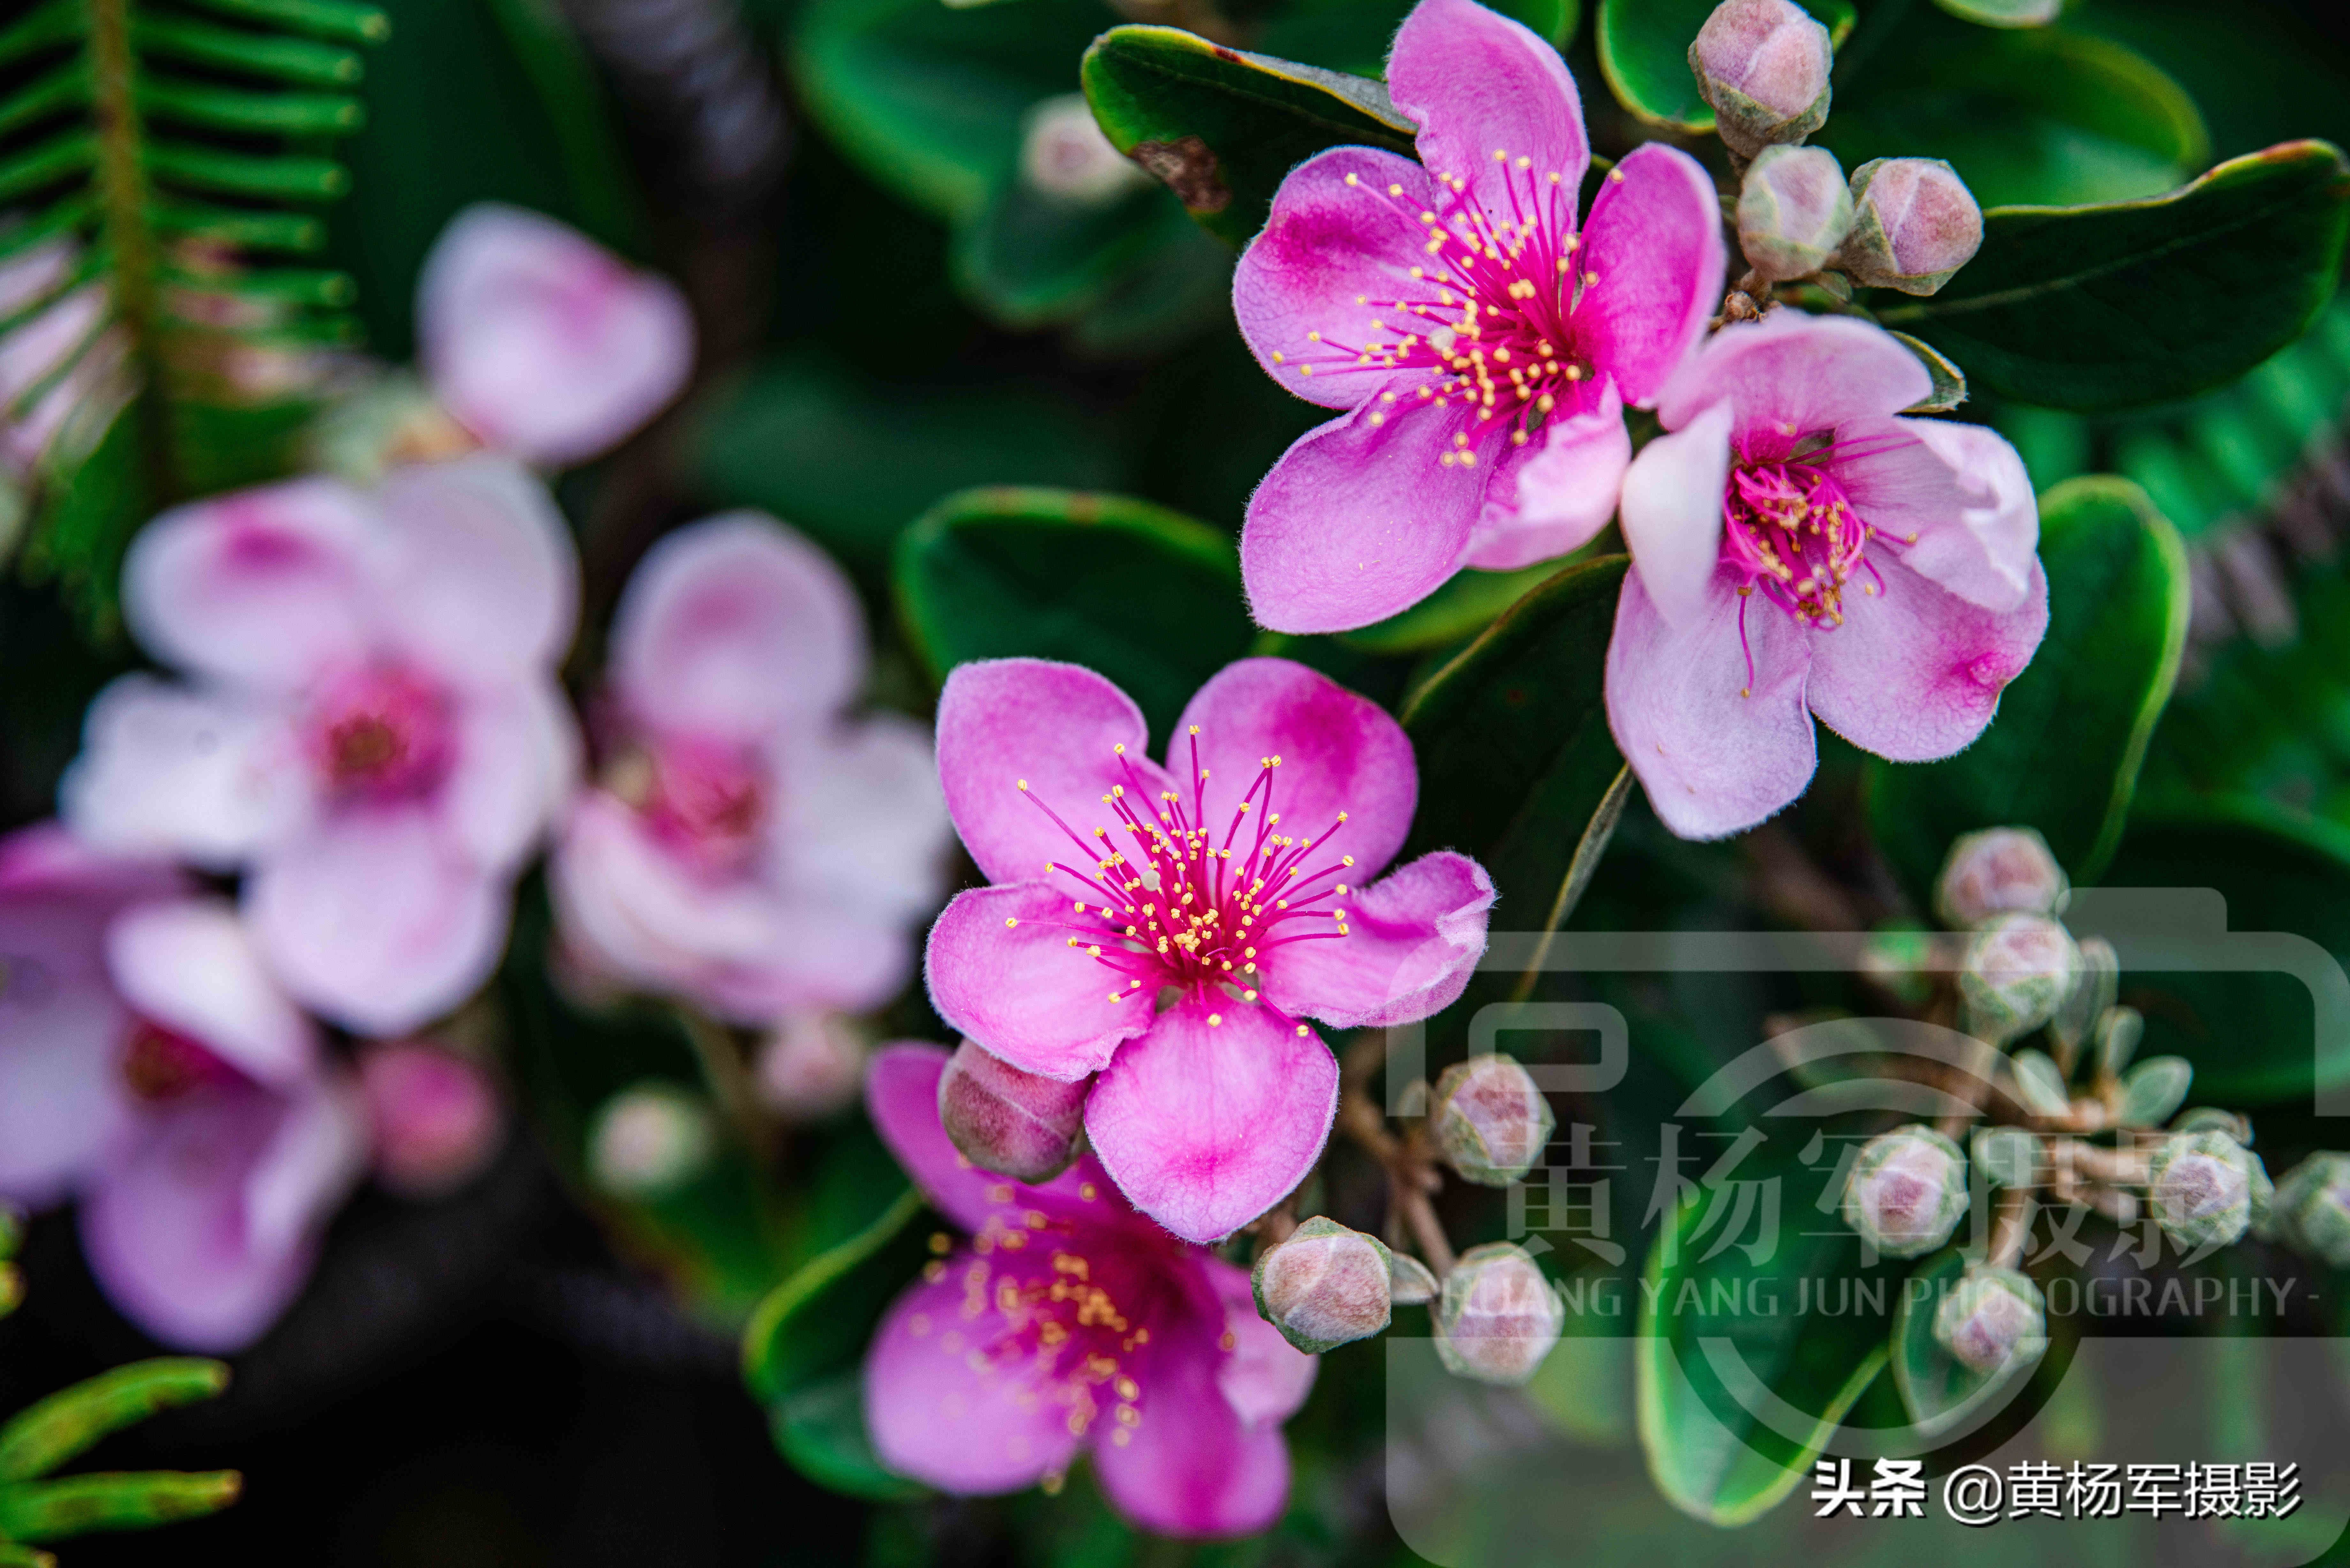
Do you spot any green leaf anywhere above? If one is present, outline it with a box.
[1596,0,1852,135]
[0,1471,240,1543]
[1081,25,1417,247]
[2118,1055,2193,1127]
[1877,141,2350,412]
[1931,0,2059,24]
[2009,1048,2070,1116]
[1888,1249,2038,1437]
[955,176,1187,331]
[1867,476,2189,901]
[894,487,1253,740]
[0,1361,229,1482]
[1887,331,1967,414]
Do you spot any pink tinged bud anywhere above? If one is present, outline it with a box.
[2272,1153,2350,1268]
[936,1038,1089,1184]
[1958,912,2080,1043]
[1388,1249,1439,1306]
[588,1082,717,1198]
[754,1013,866,1123]
[1934,826,2069,930]
[1020,94,1151,206]
[1687,0,1833,160]
[1430,1054,1555,1187]
[1835,158,1984,296]
[1736,145,1854,282]
[1933,1265,2046,1374]
[1434,1243,1563,1386]
[1842,1126,1967,1258]
[1251,1216,1395,1353]
[359,1040,503,1199]
[2148,1130,2266,1249]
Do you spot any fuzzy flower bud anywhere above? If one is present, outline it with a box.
[1934,1265,2047,1374]
[2148,1130,2266,1249]
[936,1038,1089,1183]
[1835,157,1984,296]
[1736,146,1854,282]
[1431,1054,1555,1187]
[1434,1243,1563,1386]
[1020,94,1150,205]
[754,1013,866,1123]
[588,1082,717,1198]
[1252,1217,1395,1353]
[1959,912,2080,1042]
[2270,1153,2350,1267]
[1688,0,1833,160]
[359,1040,504,1199]
[1934,826,2069,929]
[1842,1126,1967,1257]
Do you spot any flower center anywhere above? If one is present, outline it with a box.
[305,664,456,802]
[119,1018,238,1103]
[612,735,769,873]
[1723,458,1875,630]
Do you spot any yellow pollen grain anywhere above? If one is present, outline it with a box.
[1005,917,1019,928]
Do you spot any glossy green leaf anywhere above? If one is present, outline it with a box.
[2119,1055,2194,1127]
[955,176,1184,330]
[1889,1249,2039,1437]
[1596,0,1852,135]
[1878,141,2350,411]
[1867,477,2190,901]
[1932,0,2059,25]
[0,1470,240,1542]
[1887,331,1967,414]
[1081,25,1416,246]
[0,1361,229,1483]
[2010,1048,2071,1117]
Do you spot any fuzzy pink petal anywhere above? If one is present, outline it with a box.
[1619,401,1733,629]
[60,677,311,871]
[443,679,580,873]
[864,1043,1105,1232]
[614,513,867,743]
[1605,567,1817,840]
[1466,378,1630,570]
[1171,657,1420,881]
[934,659,1174,889]
[375,455,580,683]
[0,985,134,1207]
[0,820,190,907]
[1257,850,1493,1028]
[106,899,318,1088]
[1387,0,1589,221]
[1084,995,1338,1244]
[1203,1258,1318,1426]
[1241,393,1488,635]
[772,711,950,922]
[925,882,1153,1082]
[1836,418,2039,614]
[121,479,379,691]
[419,203,694,468]
[1807,555,2050,763]
[1234,147,1446,411]
[1654,314,1932,451]
[1092,1298,1295,1538]
[244,810,507,1037]
[1574,144,1727,407]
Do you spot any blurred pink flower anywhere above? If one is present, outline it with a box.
[551,513,948,1023]
[0,826,367,1351]
[358,1039,504,1197]
[418,204,694,468]
[61,455,581,1036]
[0,239,133,481]
[925,657,1492,1244]
[862,1044,1315,1537]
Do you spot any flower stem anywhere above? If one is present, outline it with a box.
[676,1007,773,1160]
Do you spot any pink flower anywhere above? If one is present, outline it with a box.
[925,657,1493,1243]
[0,826,367,1351]
[357,1039,504,1198]
[1232,0,1725,632]
[1608,311,2049,838]
[862,1044,1316,1537]
[418,204,695,468]
[550,514,949,1023]
[60,456,582,1035]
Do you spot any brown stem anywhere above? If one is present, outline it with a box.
[1935,1032,2001,1140]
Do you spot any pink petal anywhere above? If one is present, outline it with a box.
[244,809,508,1037]
[934,659,1174,889]
[0,820,189,907]
[1241,392,1488,635]
[120,478,378,692]
[1387,0,1589,224]
[772,711,951,923]
[1234,146,1446,411]
[1084,995,1338,1244]
[1466,378,1630,570]
[1654,313,1932,452]
[0,984,134,1208]
[1604,567,1817,840]
[1807,554,2050,763]
[419,203,694,468]
[1203,1258,1317,1427]
[864,1043,1105,1233]
[1620,401,1734,629]
[442,679,580,873]
[1841,418,2039,614]
[613,513,867,744]
[1257,850,1493,1028]
[924,882,1153,1082]
[106,899,318,1087]
[1091,1292,1295,1537]
[60,677,310,871]
[375,455,581,683]
[1575,144,1727,407]
[1171,656,1420,882]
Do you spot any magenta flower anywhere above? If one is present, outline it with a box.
[61,456,582,1036]
[551,514,950,1024]
[925,656,1493,1244]
[862,1044,1316,1537]
[418,204,694,468]
[0,826,367,1351]
[1232,0,1726,632]
[1608,311,2048,838]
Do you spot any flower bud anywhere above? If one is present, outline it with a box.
[1252,1217,1395,1353]
[1933,1265,2047,1374]
[755,1013,866,1123]
[588,1082,717,1198]
[359,1040,504,1199]
[2148,1130,2266,1249]
[1688,0,1833,160]
[1842,1126,1967,1257]
[2270,1153,2350,1267]
[1934,826,2069,930]
[1835,157,1984,296]
[936,1039,1089,1184]
[1958,912,2080,1042]
[1020,94,1150,205]
[1430,1054,1554,1187]
[1434,1243,1563,1386]
[1388,1249,1440,1306]
[1736,146,1854,282]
